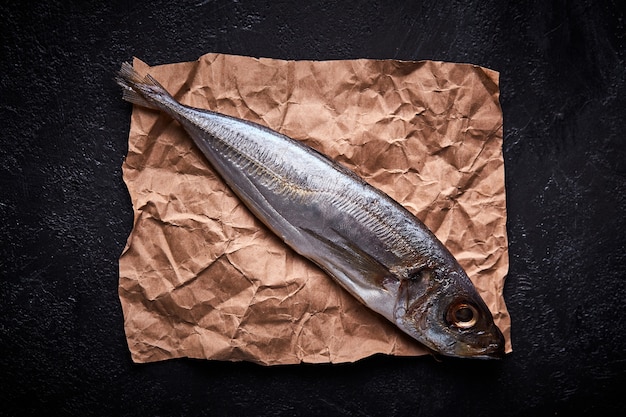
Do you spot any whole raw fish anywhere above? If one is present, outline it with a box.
[116,62,505,359]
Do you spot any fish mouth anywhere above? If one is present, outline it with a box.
[424,341,504,360]
[466,342,506,360]
[416,332,505,360]
[420,340,505,360]
[452,333,506,360]
[418,327,506,360]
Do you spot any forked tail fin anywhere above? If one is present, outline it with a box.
[115,62,175,111]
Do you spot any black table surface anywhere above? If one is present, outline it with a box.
[1,1,624,416]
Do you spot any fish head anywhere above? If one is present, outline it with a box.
[393,266,505,359]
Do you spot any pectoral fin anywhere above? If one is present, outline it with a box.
[297,227,397,317]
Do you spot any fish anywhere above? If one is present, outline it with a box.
[116,62,505,359]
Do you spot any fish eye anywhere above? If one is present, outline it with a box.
[446,302,478,329]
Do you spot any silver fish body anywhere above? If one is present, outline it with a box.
[117,62,505,359]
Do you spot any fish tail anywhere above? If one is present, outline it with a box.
[115,62,174,110]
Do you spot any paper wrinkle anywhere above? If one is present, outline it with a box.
[119,53,512,365]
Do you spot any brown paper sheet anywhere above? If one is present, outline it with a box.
[119,53,512,365]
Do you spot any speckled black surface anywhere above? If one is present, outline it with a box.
[1,1,625,416]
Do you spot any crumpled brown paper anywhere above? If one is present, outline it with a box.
[118,53,511,365]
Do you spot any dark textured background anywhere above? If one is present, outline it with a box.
[1,0,625,416]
